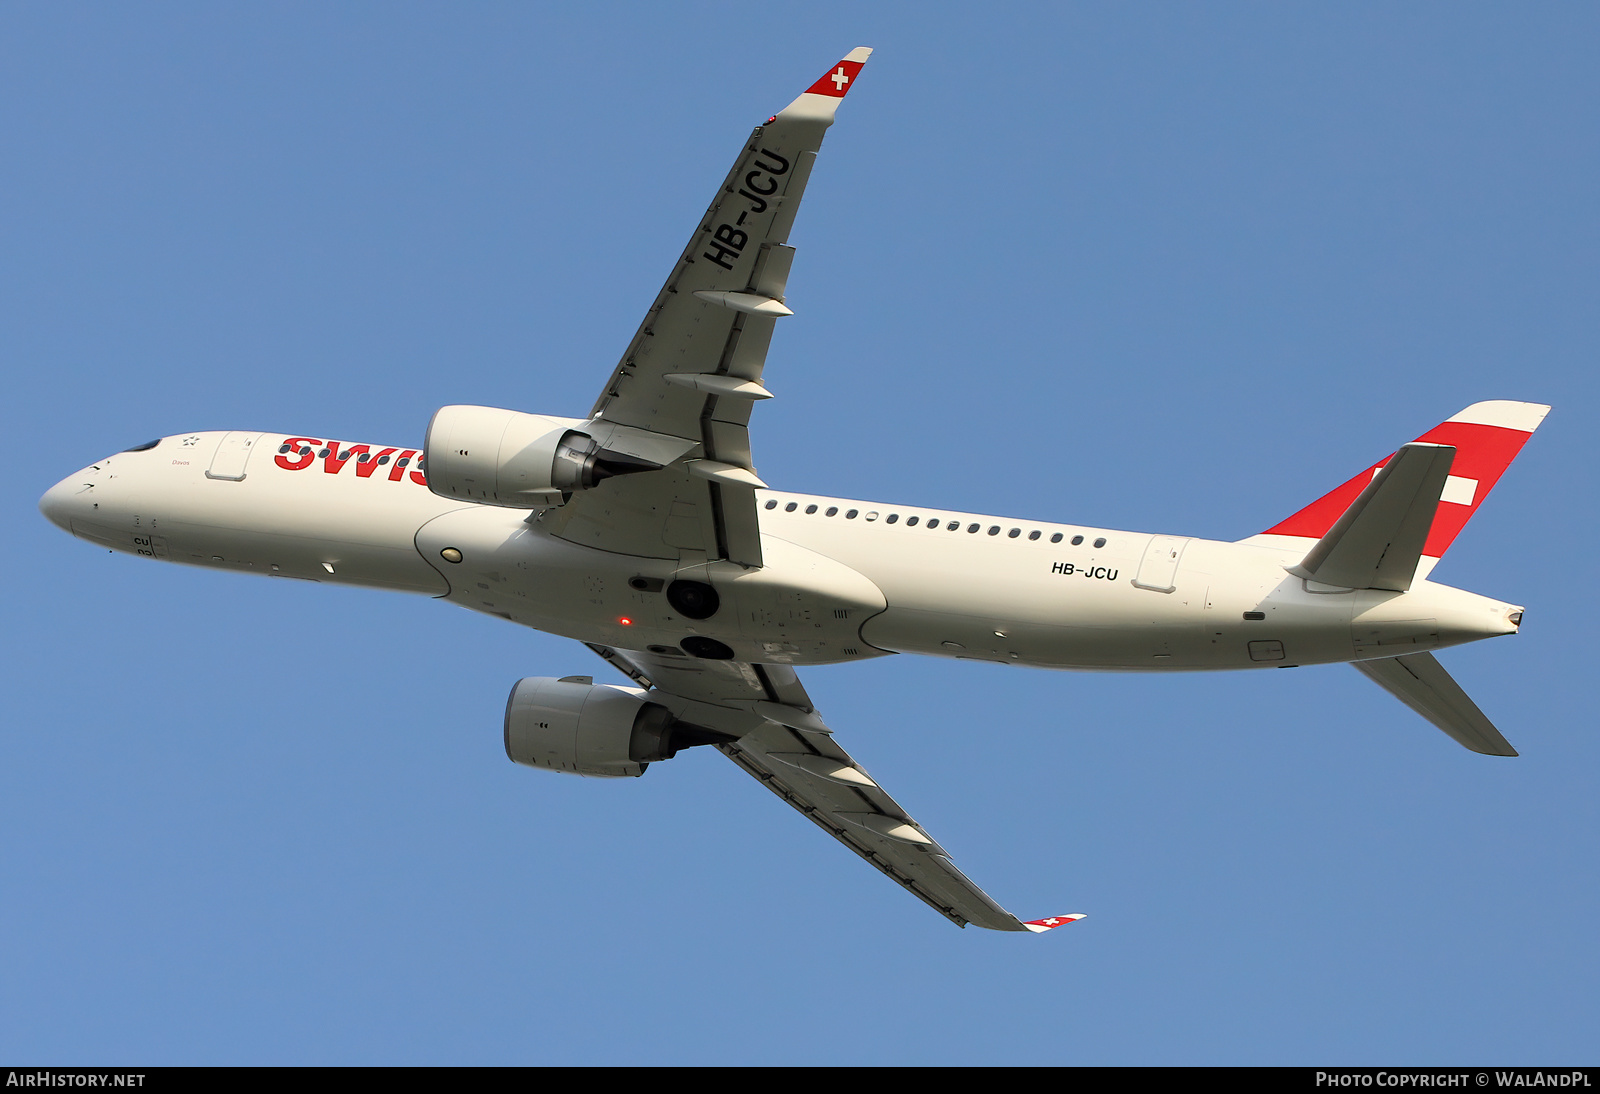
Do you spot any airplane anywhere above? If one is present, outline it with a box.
[38,48,1548,933]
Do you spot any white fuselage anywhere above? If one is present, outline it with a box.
[40,431,1522,672]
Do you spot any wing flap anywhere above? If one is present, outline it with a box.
[711,480,763,565]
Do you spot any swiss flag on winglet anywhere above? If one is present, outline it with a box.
[806,57,867,98]
[1023,913,1087,933]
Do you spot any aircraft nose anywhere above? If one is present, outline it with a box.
[39,472,88,533]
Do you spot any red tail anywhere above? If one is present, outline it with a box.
[1259,401,1549,560]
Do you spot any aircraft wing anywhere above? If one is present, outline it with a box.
[540,49,873,569]
[586,643,1083,933]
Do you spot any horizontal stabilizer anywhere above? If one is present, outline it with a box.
[1291,443,1455,591]
[1354,652,1517,756]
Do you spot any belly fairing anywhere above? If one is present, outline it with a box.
[413,508,889,665]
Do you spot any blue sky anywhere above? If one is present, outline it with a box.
[4,3,1596,1064]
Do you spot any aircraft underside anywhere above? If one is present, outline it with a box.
[38,48,1545,931]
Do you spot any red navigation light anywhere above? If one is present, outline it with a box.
[619,617,633,626]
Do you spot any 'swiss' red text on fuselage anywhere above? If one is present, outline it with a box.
[274,438,428,485]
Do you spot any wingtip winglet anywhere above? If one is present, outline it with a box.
[1022,913,1087,933]
[794,49,873,104]
[771,49,875,123]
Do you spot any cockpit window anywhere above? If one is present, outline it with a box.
[122,439,161,452]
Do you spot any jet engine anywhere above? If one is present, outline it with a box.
[424,405,660,508]
[503,676,734,778]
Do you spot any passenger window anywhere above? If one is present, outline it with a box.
[805,504,818,514]
[906,516,919,527]
[1028,530,1040,541]
[1050,533,1063,543]
[948,521,960,531]
[377,455,390,464]
[967,523,979,533]
[865,511,878,521]
[1008,528,1020,538]
[1094,537,1106,548]
[785,502,797,512]
[886,514,898,524]
[987,526,1000,536]
[825,507,838,517]
[846,509,858,519]
[764,500,777,509]
[1071,535,1084,546]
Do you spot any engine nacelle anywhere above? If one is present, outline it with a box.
[425,405,659,508]
[503,677,733,778]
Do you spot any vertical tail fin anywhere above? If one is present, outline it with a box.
[1243,401,1549,571]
